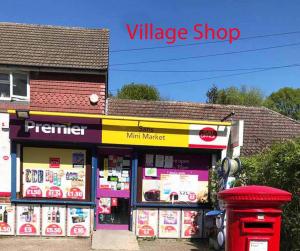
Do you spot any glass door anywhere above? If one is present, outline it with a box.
[96,151,131,230]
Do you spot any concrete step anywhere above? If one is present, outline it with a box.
[92,230,140,250]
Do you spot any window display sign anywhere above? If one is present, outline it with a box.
[181,210,203,238]
[136,208,158,237]
[42,205,66,236]
[158,209,181,238]
[16,204,40,236]
[67,206,90,237]
[141,154,209,204]
[22,147,86,200]
[0,204,15,235]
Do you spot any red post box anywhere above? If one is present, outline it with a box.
[218,185,291,251]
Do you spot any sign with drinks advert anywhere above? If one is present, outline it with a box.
[42,205,66,236]
[136,208,158,237]
[67,206,90,237]
[181,210,203,238]
[9,114,101,144]
[0,113,11,194]
[16,204,41,236]
[102,118,231,149]
[0,204,15,235]
[158,209,181,238]
[22,147,86,200]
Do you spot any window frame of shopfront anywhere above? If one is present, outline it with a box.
[11,140,97,206]
[131,146,218,209]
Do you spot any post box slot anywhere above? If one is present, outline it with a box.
[244,222,273,229]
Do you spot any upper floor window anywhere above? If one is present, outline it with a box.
[0,72,29,100]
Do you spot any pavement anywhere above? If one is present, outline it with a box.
[0,236,210,251]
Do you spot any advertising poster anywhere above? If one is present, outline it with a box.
[136,208,158,237]
[67,206,90,237]
[0,204,15,235]
[22,147,86,200]
[42,205,66,236]
[158,209,181,238]
[181,210,203,238]
[16,204,40,236]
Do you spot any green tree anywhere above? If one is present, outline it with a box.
[116,83,161,101]
[235,138,300,251]
[206,85,264,106]
[264,87,300,120]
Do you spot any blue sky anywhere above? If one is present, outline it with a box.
[1,0,300,102]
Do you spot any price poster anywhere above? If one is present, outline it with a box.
[22,147,86,200]
[67,206,90,237]
[181,210,203,238]
[16,204,40,236]
[136,208,158,237]
[158,209,181,238]
[0,204,15,235]
[42,205,66,236]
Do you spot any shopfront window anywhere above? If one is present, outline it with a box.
[137,152,210,205]
[21,147,91,201]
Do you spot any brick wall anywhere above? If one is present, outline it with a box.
[30,72,106,114]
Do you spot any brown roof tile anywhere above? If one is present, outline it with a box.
[107,99,300,156]
[0,22,109,70]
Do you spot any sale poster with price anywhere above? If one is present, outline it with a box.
[16,204,40,236]
[181,210,203,238]
[67,206,90,237]
[136,208,158,237]
[158,209,181,238]
[0,204,15,235]
[22,147,86,200]
[42,205,66,236]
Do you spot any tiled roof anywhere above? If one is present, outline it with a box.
[107,98,300,156]
[0,22,109,70]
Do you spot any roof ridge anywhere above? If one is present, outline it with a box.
[261,106,300,124]
[0,22,109,31]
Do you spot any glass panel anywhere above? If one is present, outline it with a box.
[98,198,129,225]
[0,83,10,98]
[13,73,27,97]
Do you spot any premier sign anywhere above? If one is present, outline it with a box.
[10,114,101,144]
[25,120,87,136]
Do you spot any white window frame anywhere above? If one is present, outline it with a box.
[0,72,29,101]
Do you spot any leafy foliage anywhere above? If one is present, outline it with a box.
[206,85,264,106]
[235,138,300,251]
[116,83,161,101]
[264,87,300,120]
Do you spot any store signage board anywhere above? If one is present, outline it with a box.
[0,113,11,194]
[102,119,231,149]
[9,114,101,143]
[42,205,66,236]
[0,204,15,235]
[16,204,41,236]
[67,206,91,237]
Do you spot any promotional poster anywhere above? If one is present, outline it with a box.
[16,204,41,236]
[67,206,90,237]
[181,210,203,238]
[158,209,181,238]
[0,204,15,235]
[42,205,66,236]
[136,208,158,237]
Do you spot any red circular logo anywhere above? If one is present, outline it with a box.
[199,127,217,142]
[3,156,9,161]
[188,192,197,201]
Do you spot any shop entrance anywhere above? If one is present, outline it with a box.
[96,148,132,230]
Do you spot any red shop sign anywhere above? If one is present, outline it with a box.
[199,127,217,142]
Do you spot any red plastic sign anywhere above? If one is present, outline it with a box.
[26,186,43,197]
[46,186,63,198]
[199,127,217,142]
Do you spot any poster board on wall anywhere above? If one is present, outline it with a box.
[181,210,203,238]
[158,209,181,238]
[67,206,90,237]
[16,204,41,236]
[0,113,11,194]
[136,208,158,238]
[42,205,66,236]
[0,204,15,235]
[22,147,87,200]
